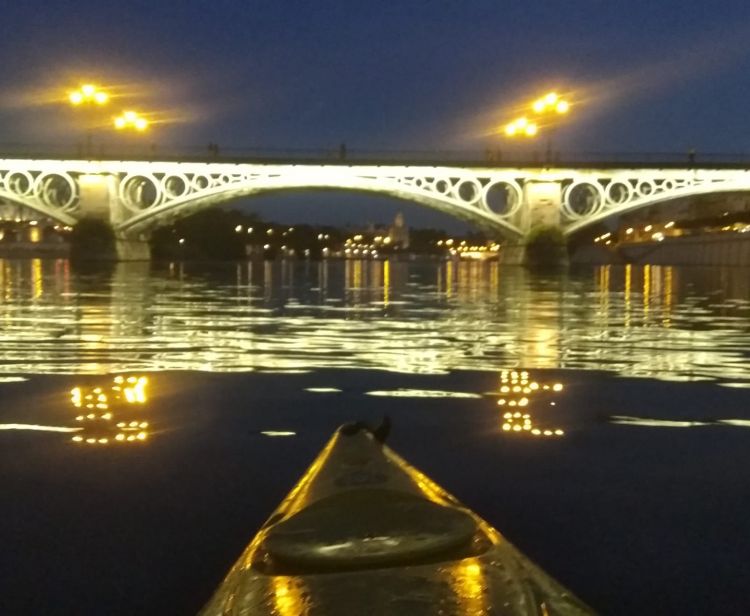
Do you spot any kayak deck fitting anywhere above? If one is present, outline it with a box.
[200,423,594,615]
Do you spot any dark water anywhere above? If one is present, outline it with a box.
[1,258,749,615]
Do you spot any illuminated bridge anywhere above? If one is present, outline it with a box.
[2,156,750,258]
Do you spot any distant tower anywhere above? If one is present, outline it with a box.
[389,212,409,249]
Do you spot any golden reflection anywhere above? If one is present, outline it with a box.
[31,258,43,300]
[271,576,308,616]
[610,415,708,428]
[663,266,673,327]
[264,260,273,301]
[383,258,390,307]
[490,261,500,296]
[598,265,610,321]
[449,557,487,614]
[367,389,481,399]
[445,259,454,299]
[0,423,81,433]
[643,264,651,321]
[352,259,362,289]
[69,375,151,446]
[498,370,566,438]
[2,260,750,383]
[2,259,11,303]
[624,263,632,328]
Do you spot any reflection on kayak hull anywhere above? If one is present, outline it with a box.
[200,425,594,615]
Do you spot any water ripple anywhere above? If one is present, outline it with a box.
[1,259,749,381]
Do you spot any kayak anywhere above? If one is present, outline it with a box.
[199,422,594,615]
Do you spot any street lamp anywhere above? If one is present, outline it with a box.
[68,84,110,106]
[68,84,111,156]
[114,110,149,132]
[501,92,572,161]
[504,117,538,137]
[531,92,570,116]
[530,92,571,162]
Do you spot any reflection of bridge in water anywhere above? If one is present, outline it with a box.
[3,156,750,258]
[0,258,748,382]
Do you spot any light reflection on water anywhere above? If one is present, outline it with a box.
[69,374,151,445]
[0,258,748,382]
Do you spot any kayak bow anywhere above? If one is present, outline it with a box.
[200,423,594,615]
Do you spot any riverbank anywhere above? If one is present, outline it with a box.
[572,233,750,267]
[0,242,70,258]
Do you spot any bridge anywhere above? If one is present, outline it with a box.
[2,155,750,259]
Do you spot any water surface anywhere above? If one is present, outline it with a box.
[1,258,748,381]
[1,258,749,615]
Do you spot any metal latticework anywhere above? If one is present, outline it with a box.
[2,159,749,237]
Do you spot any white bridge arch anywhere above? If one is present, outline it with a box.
[1,159,750,239]
[113,162,527,237]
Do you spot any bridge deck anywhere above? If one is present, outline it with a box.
[2,147,750,170]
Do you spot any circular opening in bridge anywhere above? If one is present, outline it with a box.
[484,181,520,216]
[163,175,189,198]
[565,183,602,217]
[434,179,451,195]
[36,173,76,210]
[636,180,655,197]
[6,172,33,197]
[192,175,212,191]
[457,180,480,203]
[122,175,160,210]
[606,181,631,205]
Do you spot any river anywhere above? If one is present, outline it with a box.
[1,257,749,614]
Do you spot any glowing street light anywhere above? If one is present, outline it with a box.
[531,91,570,116]
[68,84,109,106]
[504,117,538,137]
[114,110,149,132]
[527,91,573,161]
[67,83,113,156]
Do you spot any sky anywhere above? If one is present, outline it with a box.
[2,1,750,229]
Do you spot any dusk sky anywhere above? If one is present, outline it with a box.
[3,1,750,229]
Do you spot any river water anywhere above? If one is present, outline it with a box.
[1,258,749,614]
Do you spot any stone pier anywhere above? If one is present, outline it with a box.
[77,172,151,261]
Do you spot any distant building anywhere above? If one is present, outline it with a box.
[389,212,409,249]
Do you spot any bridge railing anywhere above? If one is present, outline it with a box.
[1,142,750,168]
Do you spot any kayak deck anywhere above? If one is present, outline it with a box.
[199,424,594,615]
[263,488,481,571]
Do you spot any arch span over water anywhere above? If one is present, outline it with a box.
[2,158,750,239]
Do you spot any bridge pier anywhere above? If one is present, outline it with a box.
[521,181,563,232]
[77,173,116,219]
[77,173,151,261]
[114,236,151,261]
[500,181,567,266]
